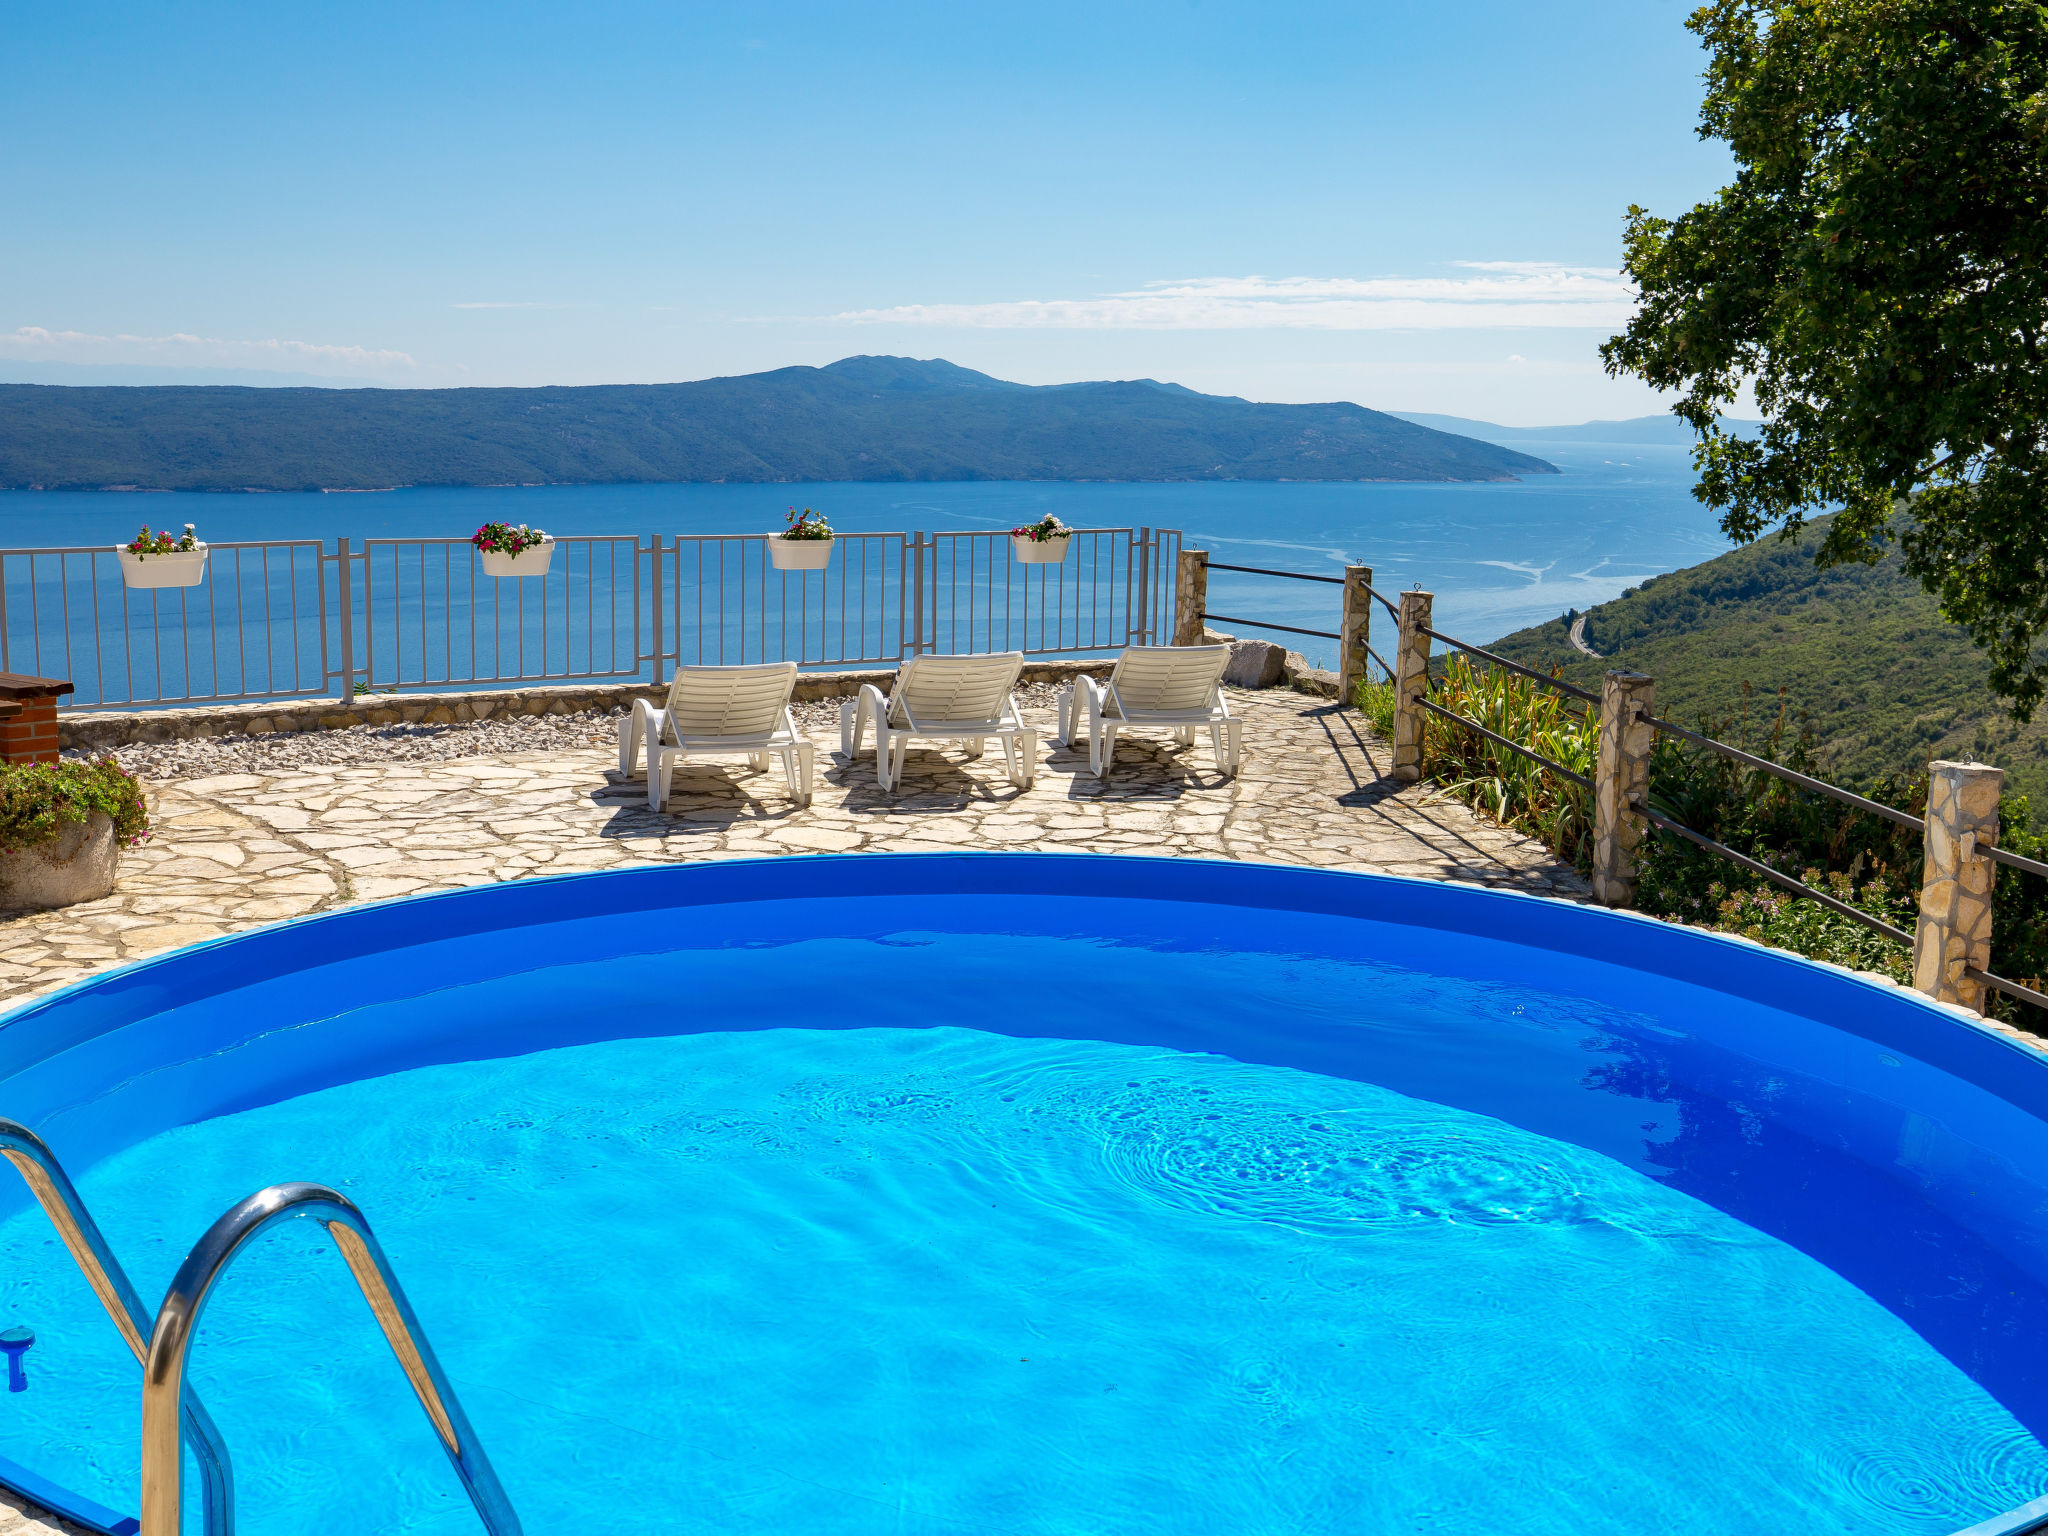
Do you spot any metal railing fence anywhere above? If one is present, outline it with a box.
[921,527,1177,657]
[0,542,331,709]
[10,527,1181,711]
[356,535,644,693]
[664,532,909,669]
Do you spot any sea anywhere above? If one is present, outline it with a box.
[0,439,1726,666]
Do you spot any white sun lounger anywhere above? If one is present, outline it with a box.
[839,652,1036,792]
[619,661,814,811]
[1057,644,1240,779]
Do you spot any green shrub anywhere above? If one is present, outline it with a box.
[1357,657,1597,867]
[1356,677,1396,739]
[1695,870,1917,985]
[0,760,150,853]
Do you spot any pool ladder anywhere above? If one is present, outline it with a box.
[0,1120,522,1536]
[0,1119,234,1536]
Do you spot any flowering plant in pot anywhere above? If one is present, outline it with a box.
[768,506,835,570]
[1009,514,1072,565]
[0,759,150,910]
[116,524,207,589]
[472,522,554,577]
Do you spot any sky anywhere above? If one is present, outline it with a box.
[0,1,1733,424]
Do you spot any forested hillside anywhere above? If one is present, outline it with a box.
[1489,517,2046,799]
[0,355,1555,492]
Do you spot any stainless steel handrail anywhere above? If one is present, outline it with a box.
[0,1118,234,1536]
[141,1183,520,1536]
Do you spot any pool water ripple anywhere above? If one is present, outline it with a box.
[0,1023,2031,1535]
[1081,1079,1604,1233]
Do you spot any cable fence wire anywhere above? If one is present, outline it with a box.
[1419,627,1602,707]
[1363,593,1957,991]
[1968,967,2048,1011]
[1986,843,2048,880]
[1204,561,1345,586]
[1380,653,1600,866]
[1200,612,1341,641]
[1412,696,1593,790]
[1641,807,1915,945]
[1637,709,1925,834]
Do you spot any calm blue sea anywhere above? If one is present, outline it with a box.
[0,440,1726,657]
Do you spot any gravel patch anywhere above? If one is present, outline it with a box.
[72,681,1076,780]
[73,710,634,780]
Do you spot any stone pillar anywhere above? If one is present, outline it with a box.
[1174,549,1209,647]
[1339,565,1373,704]
[1915,760,2003,1013]
[1591,671,1656,908]
[0,675,73,765]
[1390,589,1433,783]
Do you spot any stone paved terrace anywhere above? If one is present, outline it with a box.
[0,689,1584,1009]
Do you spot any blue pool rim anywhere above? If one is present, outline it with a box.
[2,851,2047,1536]
[8,852,2041,1126]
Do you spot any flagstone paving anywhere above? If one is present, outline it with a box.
[0,1490,87,1536]
[0,690,1584,1011]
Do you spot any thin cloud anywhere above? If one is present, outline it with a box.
[828,264,1633,331]
[449,301,567,310]
[0,326,415,371]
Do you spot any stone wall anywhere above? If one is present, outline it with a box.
[59,659,1119,750]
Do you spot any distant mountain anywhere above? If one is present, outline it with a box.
[0,356,1557,492]
[1390,411,1760,446]
[1487,516,2043,799]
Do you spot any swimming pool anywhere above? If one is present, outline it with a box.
[0,853,2044,1536]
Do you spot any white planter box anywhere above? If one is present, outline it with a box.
[769,536,835,571]
[116,547,208,589]
[478,538,554,578]
[1010,534,1071,565]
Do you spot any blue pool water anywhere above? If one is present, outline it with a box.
[0,857,2044,1535]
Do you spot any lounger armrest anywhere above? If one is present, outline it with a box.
[853,683,891,752]
[1078,674,1110,722]
[633,696,668,751]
